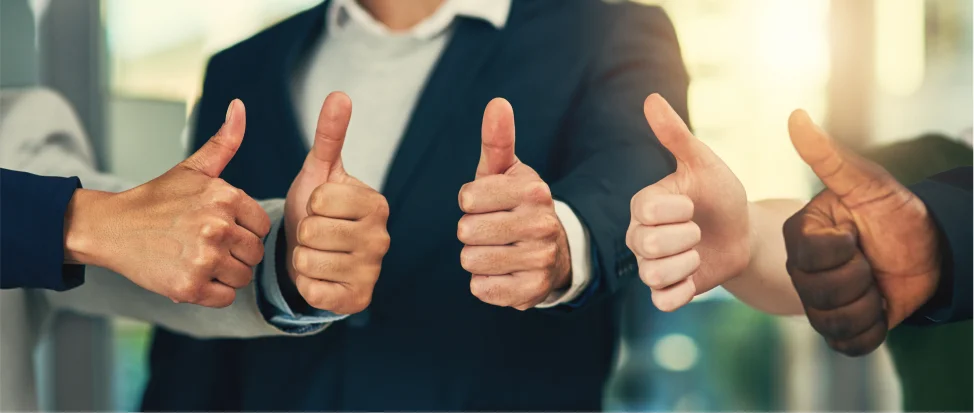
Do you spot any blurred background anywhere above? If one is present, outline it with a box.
[1,0,971,411]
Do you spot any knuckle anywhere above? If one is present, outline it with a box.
[639,264,662,289]
[199,219,231,242]
[651,291,676,312]
[347,290,373,314]
[226,186,244,202]
[298,281,326,309]
[189,248,218,271]
[458,183,473,211]
[536,273,553,294]
[530,214,560,239]
[536,244,558,269]
[172,277,202,303]
[688,221,702,242]
[524,180,552,204]
[296,218,315,246]
[814,313,855,339]
[292,247,311,275]
[638,198,660,223]
[459,247,477,272]
[470,278,495,302]
[373,231,392,255]
[640,232,660,257]
[371,194,390,218]
[308,185,331,213]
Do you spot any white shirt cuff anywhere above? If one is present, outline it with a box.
[535,200,594,308]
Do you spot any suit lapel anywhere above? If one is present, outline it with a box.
[381,18,507,219]
[265,0,330,157]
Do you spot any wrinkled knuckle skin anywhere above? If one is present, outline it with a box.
[651,292,677,312]
[372,195,391,219]
[346,290,373,314]
[470,278,498,304]
[200,219,231,243]
[371,231,392,256]
[299,282,327,310]
[629,194,641,217]
[640,232,660,258]
[811,313,856,340]
[459,247,477,273]
[292,247,311,276]
[525,180,552,205]
[640,264,663,289]
[296,218,315,247]
[308,185,330,214]
[172,276,203,304]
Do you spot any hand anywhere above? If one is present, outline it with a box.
[284,92,390,314]
[783,110,940,356]
[63,99,272,307]
[457,98,572,310]
[626,94,750,311]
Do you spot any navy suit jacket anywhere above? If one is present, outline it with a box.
[142,1,688,410]
[0,168,85,291]
[905,166,972,325]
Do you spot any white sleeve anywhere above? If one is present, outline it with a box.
[0,88,323,338]
[534,200,594,308]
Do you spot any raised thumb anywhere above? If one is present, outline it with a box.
[788,109,890,198]
[182,99,245,177]
[643,93,712,166]
[303,92,352,180]
[477,98,517,176]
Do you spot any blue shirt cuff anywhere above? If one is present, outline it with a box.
[256,219,347,333]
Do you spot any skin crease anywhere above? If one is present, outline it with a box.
[457,98,573,311]
[63,100,271,308]
[284,92,391,315]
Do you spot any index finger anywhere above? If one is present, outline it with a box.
[235,194,272,237]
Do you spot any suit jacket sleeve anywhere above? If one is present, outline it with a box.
[547,5,688,308]
[903,166,972,325]
[0,169,85,291]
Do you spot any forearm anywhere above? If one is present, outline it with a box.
[48,198,326,338]
[722,199,805,315]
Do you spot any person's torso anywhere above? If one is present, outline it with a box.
[143,1,630,410]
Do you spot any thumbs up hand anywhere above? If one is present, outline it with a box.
[283,92,390,315]
[457,98,571,310]
[626,94,750,312]
[64,99,272,307]
[783,110,940,356]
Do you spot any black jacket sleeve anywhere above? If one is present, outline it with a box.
[548,5,688,308]
[0,168,86,291]
[903,166,972,325]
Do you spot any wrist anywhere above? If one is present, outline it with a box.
[552,225,573,291]
[63,189,113,267]
[742,201,761,278]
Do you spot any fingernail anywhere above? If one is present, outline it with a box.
[225,100,235,123]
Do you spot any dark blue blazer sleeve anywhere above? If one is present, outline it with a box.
[548,6,688,310]
[1,168,86,291]
[903,166,972,325]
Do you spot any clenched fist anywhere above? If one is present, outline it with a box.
[64,99,271,307]
[783,110,941,356]
[626,94,750,312]
[284,92,390,314]
[457,98,572,310]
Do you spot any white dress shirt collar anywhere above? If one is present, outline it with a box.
[327,0,511,39]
